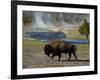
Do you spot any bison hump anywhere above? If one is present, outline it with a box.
[50,40,63,49]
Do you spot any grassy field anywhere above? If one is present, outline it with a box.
[22,39,89,69]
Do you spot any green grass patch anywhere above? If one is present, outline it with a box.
[76,44,89,54]
[23,39,44,47]
[23,39,45,53]
[23,39,89,54]
[66,36,89,40]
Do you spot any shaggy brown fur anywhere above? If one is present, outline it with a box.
[44,40,78,61]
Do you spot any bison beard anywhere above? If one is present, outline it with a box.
[44,40,78,61]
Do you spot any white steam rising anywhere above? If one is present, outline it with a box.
[23,11,89,31]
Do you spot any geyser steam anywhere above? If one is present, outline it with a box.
[23,11,89,31]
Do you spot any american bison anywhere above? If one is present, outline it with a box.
[44,40,78,61]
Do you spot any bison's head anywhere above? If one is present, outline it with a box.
[44,44,53,57]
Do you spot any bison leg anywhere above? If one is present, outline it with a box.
[51,54,56,60]
[68,52,71,61]
[47,53,51,57]
[51,53,61,61]
[72,52,78,61]
[58,53,61,61]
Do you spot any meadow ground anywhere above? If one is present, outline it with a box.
[22,39,89,69]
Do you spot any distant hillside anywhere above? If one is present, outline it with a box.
[64,26,87,39]
[23,11,89,30]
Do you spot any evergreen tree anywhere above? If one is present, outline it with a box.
[79,19,89,39]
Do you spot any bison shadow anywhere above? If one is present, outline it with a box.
[55,59,89,62]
